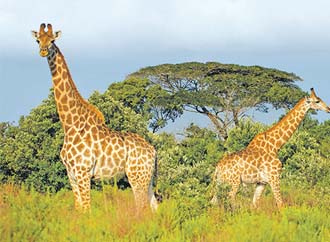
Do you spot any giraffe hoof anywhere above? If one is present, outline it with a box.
[154,192,163,203]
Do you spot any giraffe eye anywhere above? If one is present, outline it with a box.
[315,100,320,104]
[36,40,40,44]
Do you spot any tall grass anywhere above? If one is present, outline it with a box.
[1,184,329,242]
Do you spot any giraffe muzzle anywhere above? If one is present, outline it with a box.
[39,48,49,57]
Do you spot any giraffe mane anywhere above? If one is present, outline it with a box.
[78,94,106,124]
[55,45,105,124]
[265,98,305,134]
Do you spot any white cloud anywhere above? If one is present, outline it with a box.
[1,0,330,55]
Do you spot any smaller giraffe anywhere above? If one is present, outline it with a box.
[211,88,330,208]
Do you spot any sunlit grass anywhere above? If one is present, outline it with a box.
[1,184,329,242]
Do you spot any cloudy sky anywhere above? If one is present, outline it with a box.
[1,0,330,132]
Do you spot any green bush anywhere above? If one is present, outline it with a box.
[280,130,330,190]
[155,125,223,204]
[224,118,266,153]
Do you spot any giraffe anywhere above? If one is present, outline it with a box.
[31,23,159,212]
[211,88,330,208]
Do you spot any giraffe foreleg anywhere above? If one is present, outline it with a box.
[268,175,283,208]
[66,167,91,211]
[61,148,89,211]
[267,159,283,209]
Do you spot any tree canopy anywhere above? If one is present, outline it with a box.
[106,77,183,132]
[129,62,305,139]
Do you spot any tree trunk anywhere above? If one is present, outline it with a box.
[232,110,239,127]
[205,112,228,140]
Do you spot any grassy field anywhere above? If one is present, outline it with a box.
[1,184,330,242]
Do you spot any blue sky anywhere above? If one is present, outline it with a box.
[1,0,330,133]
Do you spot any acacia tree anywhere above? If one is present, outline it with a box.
[129,62,305,139]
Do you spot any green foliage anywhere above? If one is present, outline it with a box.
[308,119,330,158]
[280,130,330,190]
[224,118,267,153]
[179,124,225,165]
[106,77,183,132]
[153,125,224,214]
[89,90,150,137]
[0,92,67,192]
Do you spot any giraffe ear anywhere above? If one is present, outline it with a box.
[54,31,62,40]
[31,31,38,40]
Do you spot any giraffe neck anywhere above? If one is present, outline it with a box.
[47,44,105,132]
[248,98,309,152]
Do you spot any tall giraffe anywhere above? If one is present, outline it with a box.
[31,23,159,212]
[211,88,329,208]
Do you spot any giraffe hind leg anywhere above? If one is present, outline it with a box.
[252,183,266,208]
[126,167,153,213]
[130,181,149,213]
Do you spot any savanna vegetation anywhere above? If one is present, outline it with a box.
[1,62,330,241]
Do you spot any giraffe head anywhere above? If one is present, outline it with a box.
[31,23,62,57]
[306,88,330,113]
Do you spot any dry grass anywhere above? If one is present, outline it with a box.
[1,184,330,242]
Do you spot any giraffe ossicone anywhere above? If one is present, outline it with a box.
[211,88,330,209]
[32,23,159,212]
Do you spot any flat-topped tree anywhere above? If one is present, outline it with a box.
[129,62,305,140]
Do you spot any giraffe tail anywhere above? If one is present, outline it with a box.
[148,153,162,211]
[153,154,163,203]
